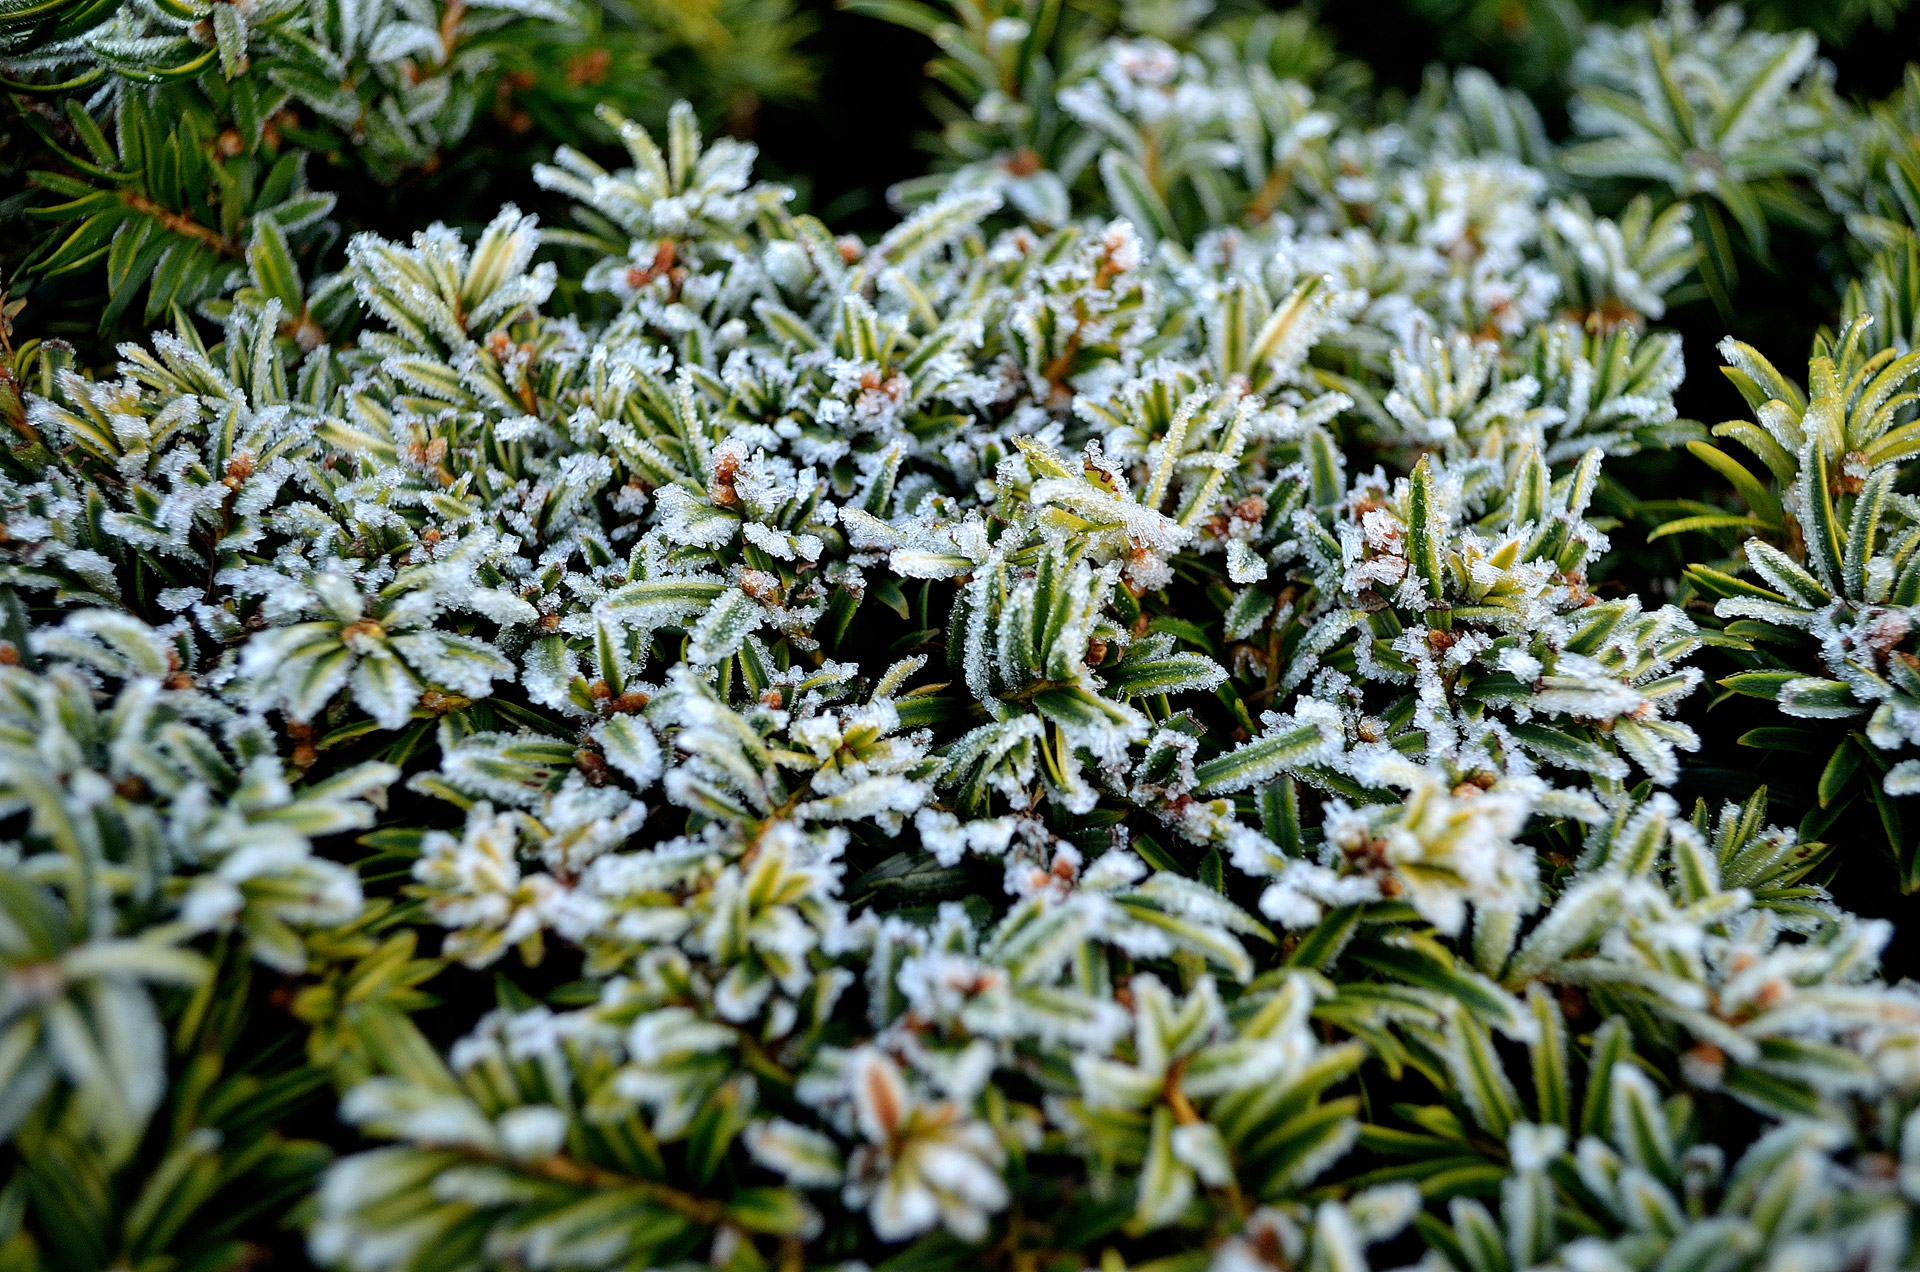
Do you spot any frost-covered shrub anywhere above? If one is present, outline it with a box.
[1,1,1919,1270]
[0,0,814,347]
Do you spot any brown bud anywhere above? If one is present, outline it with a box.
[565,48,611,86]
[1556,984,1588,1023]
[710,450,742,507]
[1003,149,1042,177]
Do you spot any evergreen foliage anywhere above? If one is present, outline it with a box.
[0,1,1918,1270]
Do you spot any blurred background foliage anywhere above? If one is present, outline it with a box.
[8,0,1918,362]
[7,0,1920,938]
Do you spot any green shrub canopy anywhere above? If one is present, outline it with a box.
[1,0,1919,1269]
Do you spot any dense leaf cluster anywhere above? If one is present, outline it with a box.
[1,2,1919,1271]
